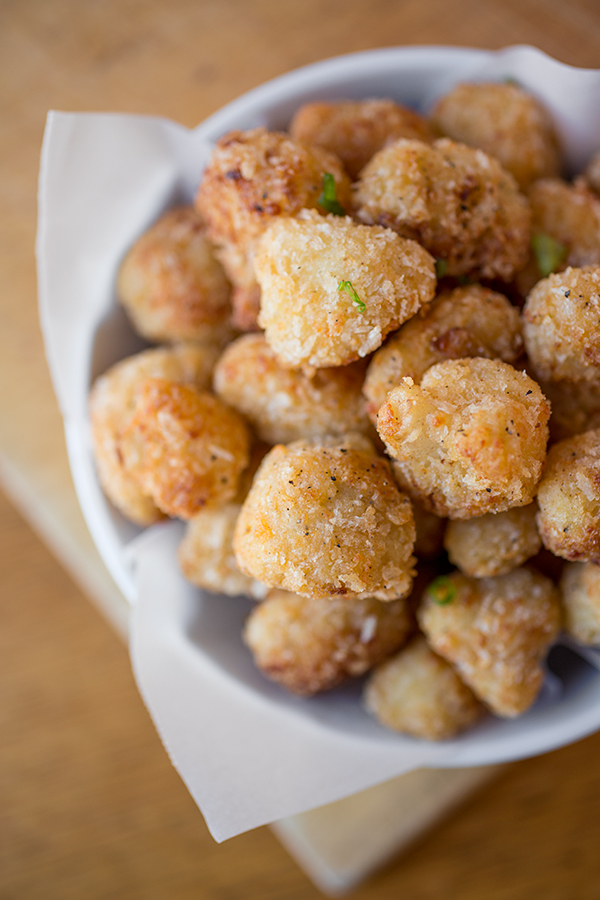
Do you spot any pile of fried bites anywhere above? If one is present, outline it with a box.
[90,82,600,741]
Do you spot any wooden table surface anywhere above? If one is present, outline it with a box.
[3,1,600,897]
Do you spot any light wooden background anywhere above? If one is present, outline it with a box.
[3,1,600,897]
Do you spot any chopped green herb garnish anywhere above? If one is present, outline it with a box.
[435,258,448,279]
[318,173,346,216]
[531,233,567,278]
[427,575,456,606]
[338,280,365,311]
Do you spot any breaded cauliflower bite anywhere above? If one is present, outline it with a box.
[255,209,436,368]
[542,379,600,442]
[444,504,541,578]
[418,568,561,717]
[536,429,600,562]
[378,358,550,519]
[118,378,250,520]
[116,206,232,345]
[354,137,531,281]
[195,127,351,330]
[234,435,416,601]
[364,636,483,740]
[213,333,370,444]
[289,98,435,179]
[523,266,600,384]
[431,82,561,190]
[363,284,524,419]
[89,344,219,525]
[244,588,412,695]
[561,562,600,645]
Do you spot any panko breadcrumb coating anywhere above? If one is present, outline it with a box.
[363,284,524,419]
[234,435,416,601]
[244,588,412,695]
[289,98,435,179]
[213,333,370,444]
[418,568,561,717]
[118,378,250,520]
[444,504,541,578]
[523,266,600,384]
[364,636,483,740]
[378,358,550,519]
[195,127,351,330]
[255,209,436,368]
[561,562,600,645]
[431,82,561,189]
[89,344,219,525]
[536,429,600,562]
[354,137,531,281]
[178,503,268,599]
[116,206,232,345]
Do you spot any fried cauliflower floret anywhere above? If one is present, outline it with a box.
[234,435,416,601]
[364,636,483,740]
[378,358,549,519]
[444,504,541,578]
[255,209,436,368]
[116,206,232,345]
[289,99,435,179]
[418,568,561,717]
[431,82,561,190]
[536,429,600,562]
[542,379,600,442]
[118,378,250,520]
[89,344,219,525]
[363,284,524,419]
[195,128,351,330]
[354,138,531,281]
[523,266,600,384]
[561,562,600,645]
[178,503,268,599]
[213,332,370,444]
[244,588,412,695]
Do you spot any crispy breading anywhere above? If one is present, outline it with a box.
[354,137,531,281]
[364,636,483,740]
[363,284,524,419]
[255,209,436,368]
[431,82,561,189]
[418,568,561,717]
[244,588,411,695]
[561,561,600,645]
[213,332,370,444]
[89,344,218,525]
[444,504,541,578]
[378,358,549,519]
[195,128,351,330]
[290,98,434,179]
[233,435,416,601]
[118,378,250,520]
[536,429,600,562]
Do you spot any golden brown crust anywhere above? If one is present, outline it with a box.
[561,561,600,645]
[364,636,484,740]
[244,588,411,695]
[444,504,541,578]
[290,99,435,179]
[431,82,561,189]
[418,568,561,717]
[378,358,549,519]
[536,429,600,561]
[255,209,436,368]
[118,378,250,520]
[233,436,416,601]
[354,137,531,281]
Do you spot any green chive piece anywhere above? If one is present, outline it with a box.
[435,258,448,279]
[338,280,366,311]
[427,575,456,606]
[318,173,346,216]
[531,233,567,277]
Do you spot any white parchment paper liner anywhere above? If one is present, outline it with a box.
[37,46,600,841]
